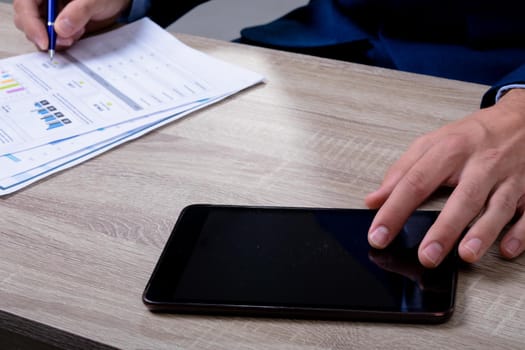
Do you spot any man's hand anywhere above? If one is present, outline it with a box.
[13,0,131,50]
[366,89,525,267]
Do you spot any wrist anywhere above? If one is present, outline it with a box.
[495,88,525,119]
[498,88,525,105]
[500,87,525,99]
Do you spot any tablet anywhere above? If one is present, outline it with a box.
[143,205,457,323]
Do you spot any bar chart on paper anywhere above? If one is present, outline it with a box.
[0,18,264,196]
[32,99,72,130]
[0,70,27,96]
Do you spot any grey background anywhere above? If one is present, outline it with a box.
[2,0,308,41]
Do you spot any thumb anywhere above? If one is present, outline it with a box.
[54,0,103,37]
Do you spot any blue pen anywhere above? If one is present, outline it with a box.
[47,0,56,60]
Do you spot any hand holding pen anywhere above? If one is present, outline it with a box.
[13,0,132,52]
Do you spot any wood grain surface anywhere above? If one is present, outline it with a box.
[1,3,524,349]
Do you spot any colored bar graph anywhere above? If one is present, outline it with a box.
[0,70,26,94]
[47,121,64,130]
[29,98,71,131]
[7,87,25,94]
[0,83,20,90]
[41,115,56,122]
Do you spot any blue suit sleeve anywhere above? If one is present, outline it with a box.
[124,0,151,22]
[481,64,525,108]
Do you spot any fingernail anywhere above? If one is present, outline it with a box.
[505,238,521,257]
[33,36,47,50]
[463,238,482,258]
[422,242,443,266]
[369,226,389,248]
[56,18,75,36]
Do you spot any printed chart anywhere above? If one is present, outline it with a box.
[0,70,27,96]
[0,18,264,195]
[32,100,71,130]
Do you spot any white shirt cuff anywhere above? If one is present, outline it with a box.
[495,84,525,102]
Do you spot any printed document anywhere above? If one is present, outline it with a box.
[0,18,263,195]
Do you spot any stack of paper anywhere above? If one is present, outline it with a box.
[0,18,264,195]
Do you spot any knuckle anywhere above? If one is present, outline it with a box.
[493,192,517,213]
[480,148,503,162]
[455,181,486,214]
[438,135,471,160]
[433,220,463,245]
[458,180,483,201]
[403,169,429,197]
[479,148,504,172]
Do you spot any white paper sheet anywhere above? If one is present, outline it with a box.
[0,18,264,195]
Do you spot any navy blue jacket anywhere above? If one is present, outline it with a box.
[147,0,525,107]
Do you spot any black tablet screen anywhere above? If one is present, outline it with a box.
[144,205,457,320]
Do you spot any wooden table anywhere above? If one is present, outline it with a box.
[1,3,524,349]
